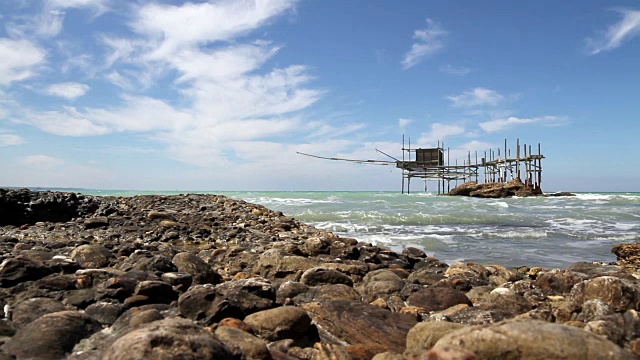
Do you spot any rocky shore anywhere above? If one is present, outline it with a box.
[0,188,638,359]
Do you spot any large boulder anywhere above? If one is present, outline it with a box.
[301,299,417,353]
[449,179,539,198]
[3,311,102,360]
[101,317,235,360]
[243,306,312,342]
[433,319,635,359]
[406,287,473,312]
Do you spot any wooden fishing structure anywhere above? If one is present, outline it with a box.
[297,137,544,194]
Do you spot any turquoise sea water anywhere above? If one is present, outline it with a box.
[77,190,640,269]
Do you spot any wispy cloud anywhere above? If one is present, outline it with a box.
[0,38,46,85]
[447,88,504,108]
[45,82,90,99]
[22,154,65,169]
[439,64,471,76]
[418,123,465,146]
[402,19,447,69]
[479,116,567,133]
[0,133,24,146]
[399,118,413,132]
[587,8,640,55]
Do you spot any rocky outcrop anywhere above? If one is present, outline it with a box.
[449,179,541,198]
[613,243,640,278]
[0,189,638,359]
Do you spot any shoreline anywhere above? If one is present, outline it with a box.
[0,188,638,359]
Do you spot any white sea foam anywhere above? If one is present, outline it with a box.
[575,193,614,201]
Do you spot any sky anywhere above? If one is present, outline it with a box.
[0,0,639,192]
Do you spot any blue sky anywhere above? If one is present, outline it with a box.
[0,0,639,191]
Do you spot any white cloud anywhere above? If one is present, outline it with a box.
[0,38,46,85]
[587,9,640,55]
[45,82,90,99]
[399,118,413,132]
[46,0,110,16]
[132,0,296,60]
[402,19,447,69]
[22,154,64,169]
[479,116,567,133]
[439,64,471,76]
[418,123,465,146]
[0,133,24,146]
[447,88,504,108]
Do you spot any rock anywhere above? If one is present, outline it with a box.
[83,216,110,229]
[415,346,478,360]
[449,179,540,198]
[612,243,640,277]
[302,299,417,353]
[300,267,353,287]
[2,311,101,360]
[243,306,312,342]
[570,276,640,312]
[133,280,179,304]
[0,256,53,287]
[405,321,468,352]
[161,272,193,291]
[84,302,124,326]
[256,249,319,280]
[357,269,405,303]
[581,299,615,322]
[293,284,362,304]
[10,297,66,328]
[70,245,114,268]
[172,252,222,285]
[535,269,587,295]
[433,318,635,359]
[276,281,310,304]
[101,317,235,360]
[406,287,473,312]
[585,319,625,345]
[215,326,271,360]
[177,285,217,321]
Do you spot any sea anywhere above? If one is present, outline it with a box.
[75,190,640,269]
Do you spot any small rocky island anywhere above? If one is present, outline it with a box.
[0,188,638,359]
[449,179,576,198]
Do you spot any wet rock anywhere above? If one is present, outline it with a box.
[101,317,234,360]
[300,267,353,287]
[70,245,114,269]
[215,326,271,360]
[434,318,635,359]
[449,179,540,198]
[406,287,473,312]
[0,256,53,287]
[10,297,66,328]
[302,299,417,353]
[243,306,312,342]
[172,252,222,285]
[478,287,532,318]
[3,311,101,360]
